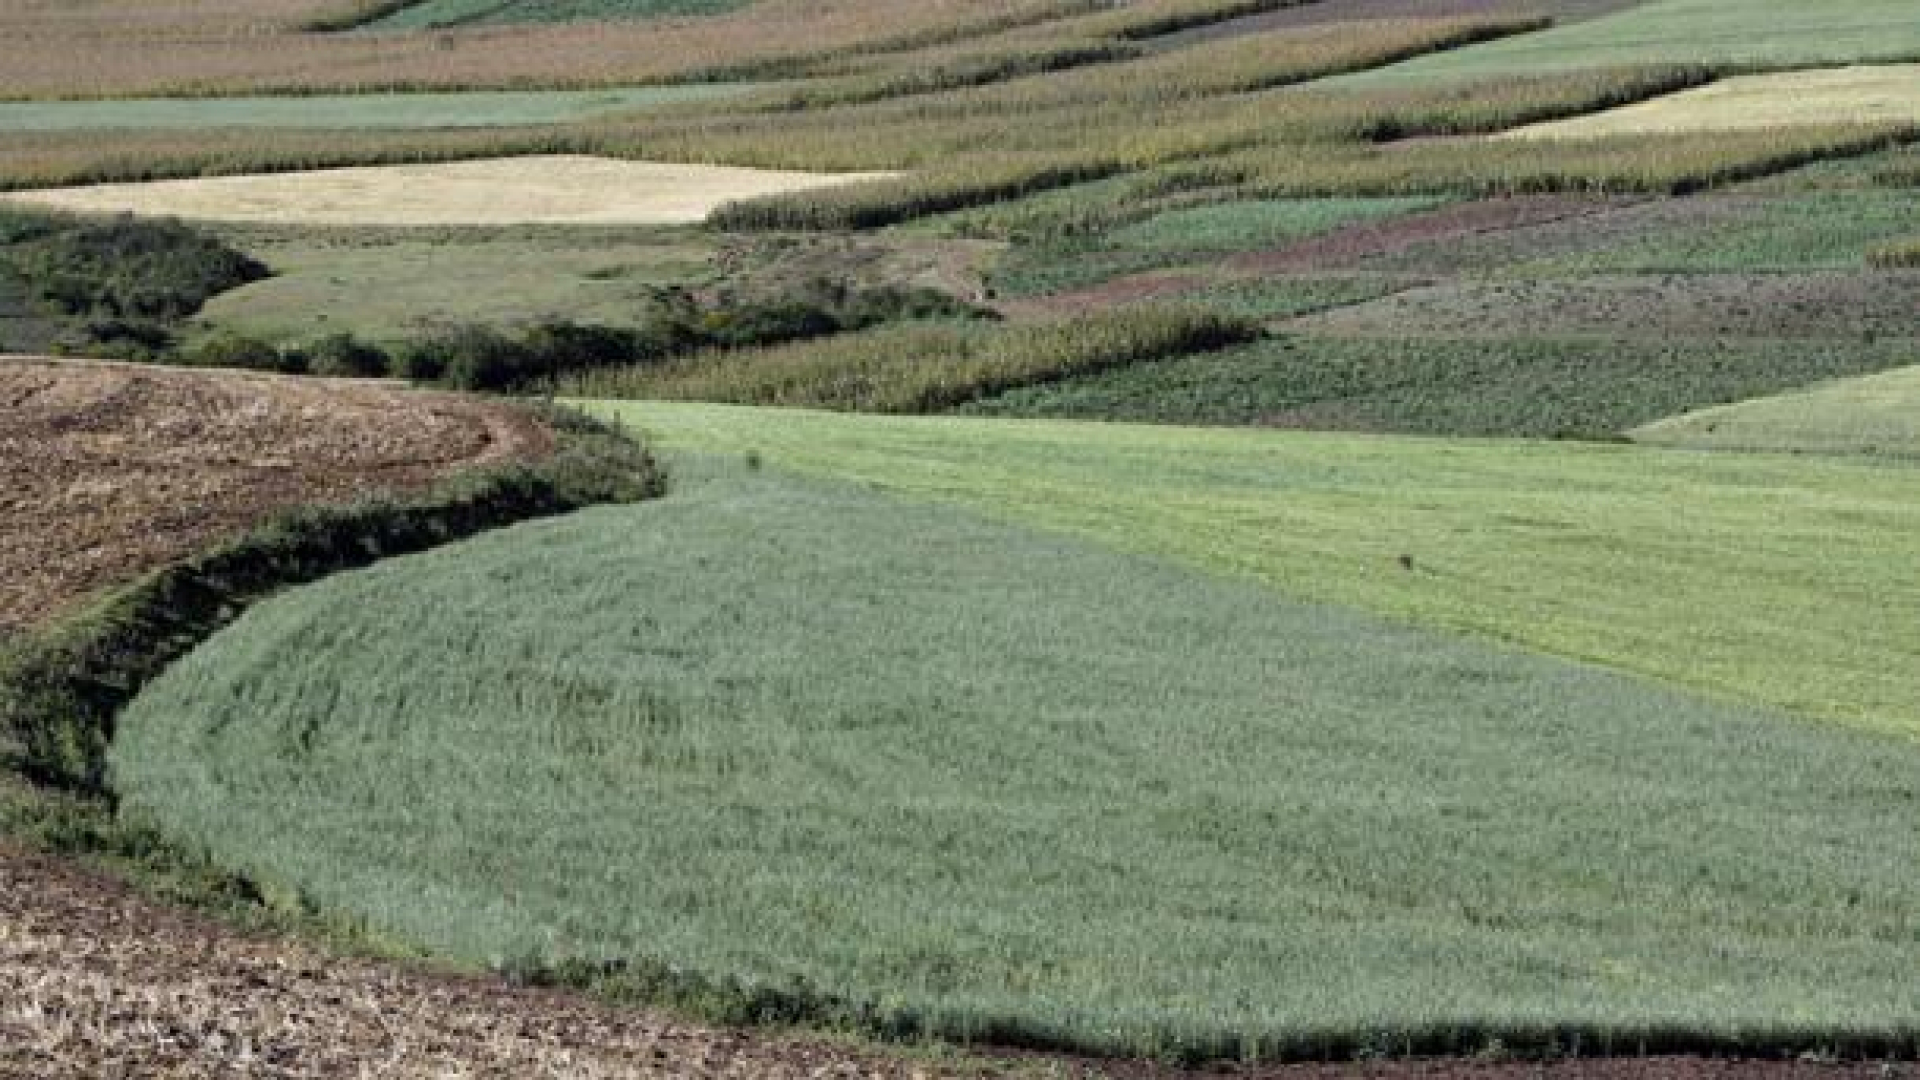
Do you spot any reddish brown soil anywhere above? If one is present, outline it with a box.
[1227,195,1629,274]
[1287,194,1763,277]
[1004,197,1619,319]
[0,357,552,640]
[1153,0,1643,47]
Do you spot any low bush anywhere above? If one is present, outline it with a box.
[304,333,393,379]
[1868,238,1920,269]
[401,283,987,393]
[0,210,268,355]
[8,217,266,324]
[187,331,303,374]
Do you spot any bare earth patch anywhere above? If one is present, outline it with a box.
[0,839,928,1079]
[0,155,896,227]
[1504,64,1920,139]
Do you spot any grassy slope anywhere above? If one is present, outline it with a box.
[591,403,1920,735]
[959,334,1919,439]
[370,0,749,29]
[0,86,759,133]
[195,226,715,345]
[1631,364,1920,458]
[112,458,1920,1060]
[1329,0,1920,84]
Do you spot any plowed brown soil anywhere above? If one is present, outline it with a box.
[0,840,926,1079]
[0,356,551,639]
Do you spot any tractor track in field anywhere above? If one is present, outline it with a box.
[2,359,1913,1078]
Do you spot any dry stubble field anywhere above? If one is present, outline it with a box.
[0,156,898,227]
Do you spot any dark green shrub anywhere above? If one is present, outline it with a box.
[77,317,172,356]
[305,333,393,379]
[386,285,993,393]
[520,321,647,375]
[189,332,303,374]
[430,325,535,392]
[11,217,267,324]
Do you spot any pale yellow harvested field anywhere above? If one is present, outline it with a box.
[1503,64,1920,139]
[0,155,896,226]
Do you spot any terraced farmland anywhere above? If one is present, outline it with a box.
[1330,0,1920,83]
[4,0,1919,1074]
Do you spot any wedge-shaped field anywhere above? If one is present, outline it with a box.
[0,156,894,227]
[1330,0,1920,84]
[1632,365,1920,459]
[1505,65,1920,138]
[600,404,1920,734]
[114,458,1920,1062]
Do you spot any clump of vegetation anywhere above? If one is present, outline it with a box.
[569,305,1260,411]
[1868,238,1920,269]
[0,211,267,357]
[305,332,395,379]
[399,282,987,392]
[186,331,305,374]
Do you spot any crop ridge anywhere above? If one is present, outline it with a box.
[0,406,661,793]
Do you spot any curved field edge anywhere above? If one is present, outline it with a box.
[0,407,663,795]
[585,403,1920,736]
[1630,365,1920,459]
[109,456,1920,1064]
